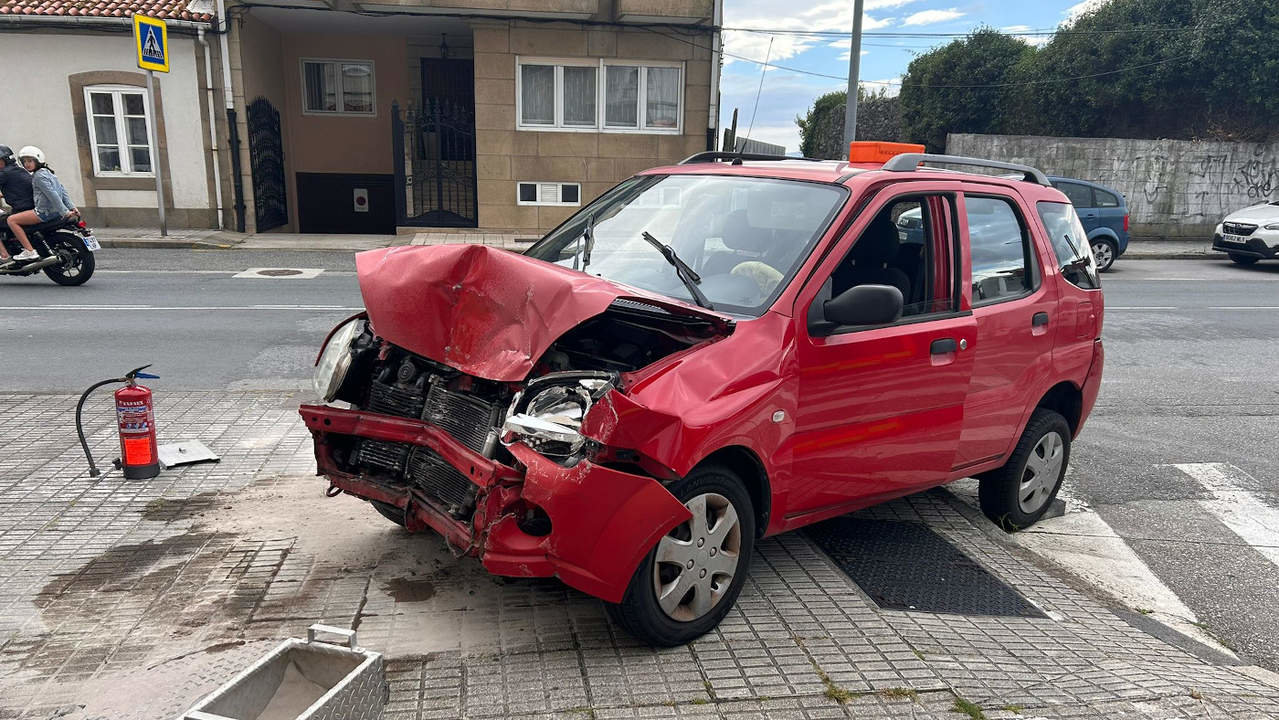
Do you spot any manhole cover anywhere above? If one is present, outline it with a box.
[257,268,303,276]
[806,517,1046,618]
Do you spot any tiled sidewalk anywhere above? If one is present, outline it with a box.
[0,391,1276,719]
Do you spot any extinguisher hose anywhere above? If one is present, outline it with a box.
[76,376,128,478]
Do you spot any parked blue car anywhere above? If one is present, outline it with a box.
[1047,176,1129,272]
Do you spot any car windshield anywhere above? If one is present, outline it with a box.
[524,174,848,316]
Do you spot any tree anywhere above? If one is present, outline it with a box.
[796,88,903,159]
[898,28,1034,152]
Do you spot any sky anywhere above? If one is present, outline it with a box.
[718,0,1109,152]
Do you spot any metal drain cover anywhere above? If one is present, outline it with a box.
[806,518,1046,618]
[257,268,303,276]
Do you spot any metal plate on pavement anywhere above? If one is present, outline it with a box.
[158,440,220,468]
[806,517,1046,618]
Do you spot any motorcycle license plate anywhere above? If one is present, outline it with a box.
[82,235,100,251]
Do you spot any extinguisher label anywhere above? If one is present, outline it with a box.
[123,437,153,465]
[117,401,153,434]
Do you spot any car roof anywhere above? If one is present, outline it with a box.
[1047,175,1126,198]
[645,157,1063,199]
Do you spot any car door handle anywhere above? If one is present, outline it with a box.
[930,338,957,355]
[1032,312,1050,327]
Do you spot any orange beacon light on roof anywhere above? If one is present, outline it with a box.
[848,141,926,163]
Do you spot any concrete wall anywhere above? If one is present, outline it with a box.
[0,30,215,228]
[948,133,1279,239]
[473,20,714,232]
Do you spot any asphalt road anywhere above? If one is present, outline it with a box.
[2,247,1277,669]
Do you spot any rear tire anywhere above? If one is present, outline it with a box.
[979,409,1071,532]
[370,499,406,527]
[1229,253,1259,266]
[606,464,755,646]
[41,231,95,286]
[1090,237,1117,272]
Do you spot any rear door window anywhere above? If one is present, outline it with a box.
[1094,188,1121,207]
[965,196,1036,305]
[1037,201,1100,289]
[1054,182,1093,208]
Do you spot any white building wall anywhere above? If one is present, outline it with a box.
[0,31,210,212]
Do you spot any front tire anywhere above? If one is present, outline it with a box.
[1091,237,1117,272]
[370,499,406,527]
[41,231,95,286]
[606,464,755,646]
[979,409,1071,532]
[1229,253,1259,266]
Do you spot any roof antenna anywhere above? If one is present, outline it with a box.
[740,36,773,166]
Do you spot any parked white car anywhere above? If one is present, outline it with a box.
[1213,201,1279,265]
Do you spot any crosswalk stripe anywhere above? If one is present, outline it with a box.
[1170,463,1279,567]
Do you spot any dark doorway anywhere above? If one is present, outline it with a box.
[397,58,477,227]
[247,97,288,232]
[296,173,395,234]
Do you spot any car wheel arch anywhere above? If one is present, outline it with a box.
[693,446,771,538]
[1035,381,1083,438]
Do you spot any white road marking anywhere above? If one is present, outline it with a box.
[1107,306,1177,310]
[1014,506,1229,655]
[233,267,325,279]
[94,269,356,276]
[1206,306,1279,310]
[1171,463,1279,567]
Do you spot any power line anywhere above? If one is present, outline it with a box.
[721,26,1199,38]
[648,27,1195,89]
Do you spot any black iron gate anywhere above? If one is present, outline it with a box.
[246,97,287,232]
[393,58,477,227]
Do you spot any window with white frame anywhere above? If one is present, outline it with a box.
[517,58,682,133]
[302,59,375,115]
[85,86,155,176]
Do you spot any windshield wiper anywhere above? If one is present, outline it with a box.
[640,231,715,310]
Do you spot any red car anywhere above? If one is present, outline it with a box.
[301,145,1104,646]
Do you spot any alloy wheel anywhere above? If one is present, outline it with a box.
[652,492,742,622]
[1018,431,1064,514]
[1091,240,1114,270]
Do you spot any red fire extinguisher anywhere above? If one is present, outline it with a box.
[115,377,160,479]
[76,365,161,479]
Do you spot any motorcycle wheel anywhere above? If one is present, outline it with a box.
[41,231,95,286]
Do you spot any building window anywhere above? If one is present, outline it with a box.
[516,58,682,133]
[302,59,375,115]
[517,182,581,206]
[85,86,154,176]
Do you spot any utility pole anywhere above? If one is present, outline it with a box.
[843,0,865,150]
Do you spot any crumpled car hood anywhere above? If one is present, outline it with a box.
[356,244,729,382]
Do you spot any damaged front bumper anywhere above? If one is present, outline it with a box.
[300,404,690,603]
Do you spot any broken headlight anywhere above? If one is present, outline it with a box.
[503,372,616,461]
[313,316,364,402]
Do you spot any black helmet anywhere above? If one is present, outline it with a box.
[0,145,12,165]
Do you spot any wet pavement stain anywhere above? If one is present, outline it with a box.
[141,492,223,522]
[383,576,437,603]
[35,533,217,608]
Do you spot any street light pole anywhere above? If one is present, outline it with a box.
[145,69,168,237]
[843,0,865,150]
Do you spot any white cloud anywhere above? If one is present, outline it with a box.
[1064,0,1110,24]
[722,0,896,65]
[901,8,964,26]
[862,77,903,98]
[865,0,919,8]
[1001,24,1051,47]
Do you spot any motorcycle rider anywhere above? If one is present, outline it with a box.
[0,144,39,268]
[6,146,78,264]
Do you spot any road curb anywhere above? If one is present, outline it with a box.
[98,239,240,250]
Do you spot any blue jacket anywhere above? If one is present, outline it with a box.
[32,168,75,219]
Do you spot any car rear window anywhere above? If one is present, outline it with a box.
[1054,182,1093,208]
[1037,201,1099,290]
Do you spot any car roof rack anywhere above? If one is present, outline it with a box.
[881,153,1049,186]
[678,151,825,166]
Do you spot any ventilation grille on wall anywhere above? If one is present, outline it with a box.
[517,182,581,206]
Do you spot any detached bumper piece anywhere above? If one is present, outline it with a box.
[300,404,690,603]
[1212,235,1277,259]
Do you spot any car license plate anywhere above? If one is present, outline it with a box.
[82,235,100,251]
[1223,233,1248,244]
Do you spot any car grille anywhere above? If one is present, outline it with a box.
[423,383,498,454]
[407,447,476,518]
[368,380,427,418]
[355,439,410,475]
[1223,222,1258,236]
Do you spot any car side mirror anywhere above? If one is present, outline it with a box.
[823,284,903,327]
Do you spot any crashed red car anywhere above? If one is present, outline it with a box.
[301,147,1105,645]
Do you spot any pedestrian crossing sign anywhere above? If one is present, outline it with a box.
[133,14,169,73]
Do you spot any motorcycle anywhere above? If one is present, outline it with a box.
[0,212,98,285]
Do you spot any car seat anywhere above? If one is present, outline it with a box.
[833,214,911,300]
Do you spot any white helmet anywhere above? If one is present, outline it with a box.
[17,146,45,164]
